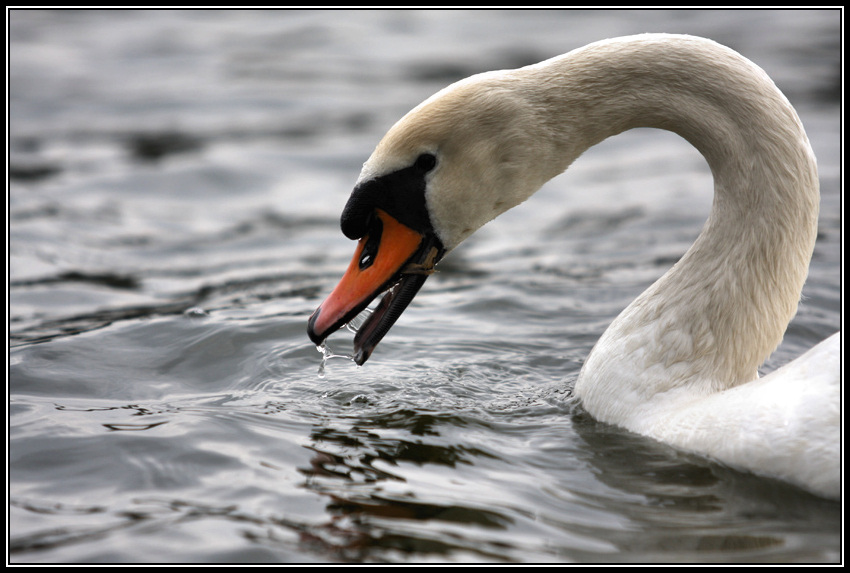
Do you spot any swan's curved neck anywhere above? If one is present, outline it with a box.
[521,37,821,399]
[347,34,831,499]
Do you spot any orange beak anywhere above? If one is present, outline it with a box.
[307,209,442,364]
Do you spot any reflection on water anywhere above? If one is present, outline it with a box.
[10,9,841,564]
[301,419,513,562]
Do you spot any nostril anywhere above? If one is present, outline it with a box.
[358,215,384,271]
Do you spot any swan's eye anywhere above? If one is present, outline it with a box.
[415,153,437,173]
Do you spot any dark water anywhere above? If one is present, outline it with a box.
[9,9,842,563]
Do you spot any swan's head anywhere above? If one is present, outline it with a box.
[307,70,564,363]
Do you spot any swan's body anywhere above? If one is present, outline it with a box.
[308,34,840,499]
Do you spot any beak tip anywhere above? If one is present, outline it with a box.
[306,309,326,346]
[353,347,372,366]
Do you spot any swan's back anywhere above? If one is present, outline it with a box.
[639,333,841,499]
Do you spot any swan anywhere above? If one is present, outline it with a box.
[307,34,840,499]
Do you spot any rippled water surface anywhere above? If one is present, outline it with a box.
[9,9,842,563]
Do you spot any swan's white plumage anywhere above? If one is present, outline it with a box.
[357,34,840,499]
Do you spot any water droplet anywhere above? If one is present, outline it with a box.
[316,343,329,378]
[316,341,355,377]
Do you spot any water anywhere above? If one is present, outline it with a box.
[9,9,842,563]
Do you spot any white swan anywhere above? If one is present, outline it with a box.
[307,34,840,499]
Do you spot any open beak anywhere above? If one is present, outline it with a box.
[307,209,443,365]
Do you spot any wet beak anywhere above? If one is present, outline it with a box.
[307,209,442,365]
